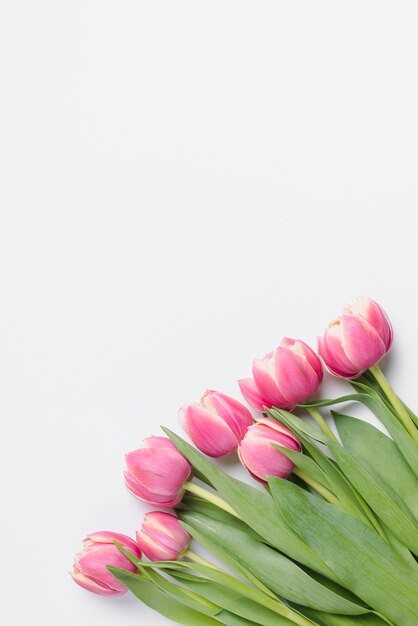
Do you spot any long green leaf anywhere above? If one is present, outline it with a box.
[267,408,330,444]
[268,408,377,529]
[327,439,418,555]
[215,611,269,626]
[142,566,222,615]
[269,479,418,626]
[299,608,390,626]
[271,443,332,489]
[179,495,262,540]
[163,428,338,582]
[108,567,223,626]
[333,411,418,519]
[302,393,418,479]
[179,497,277,597]
[355,374,418,430]
[179,511,367,615]
[112,562,275,626]
[168,576,296,626]
[137,559,317,625]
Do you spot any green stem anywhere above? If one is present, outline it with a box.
[184,481,240,519]
[185,550,217,568]
[187,550,279,600]
[293,467,342,507]
[307,407,339,443]
[370,364,418,444]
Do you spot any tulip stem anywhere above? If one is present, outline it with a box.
[306,407,339,443]
[184,550,217,568]
[293,467,342,507]
[369,364,418,444]
[184,481,240,519]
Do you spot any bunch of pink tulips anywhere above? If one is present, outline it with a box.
[71,297,418,626]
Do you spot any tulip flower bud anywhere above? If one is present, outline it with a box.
[178,390,253,457]
[136,511,191,561]
[124,436,193,508]
[318,297,393,379]
[238,338,323,412]
[70,531,141,596]
[238,418,301,483]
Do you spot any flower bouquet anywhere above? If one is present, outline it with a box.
[71,297,418,626]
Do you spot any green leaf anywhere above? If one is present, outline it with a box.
[355,373,418,431]
[162,428,337,582]
[168,576,296,626]
[268,409,377,530]
[112,561,272,626]
[137,559,316,625]
[327,438,418,556]
[140,566,222,615]
[178,498,276,597]
[108,567,222,626]
[269,478,418,626]
[333,411,418,519]
[179,511,367,615]
[299,608,390,626]
[267,407,330,444]
[357,393,418,479]
[215,611,267,626]
[271,443,332,489]
[302,393,418,479]
[179,495,262,540]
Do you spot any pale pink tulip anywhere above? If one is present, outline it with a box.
[238,418,301,483]
[178,390,253,457]
[318,297,393,379]
[70,531,141,596]
[239,338,323,411]
[136,511,191,561]
[124,437,193,508]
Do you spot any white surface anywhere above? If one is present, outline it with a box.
[1,2,418,625]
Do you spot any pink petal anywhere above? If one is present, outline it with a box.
[202,391,253,440]
[238,436,294,482]
[70,569,125,596]
[354,297,393,350]
[281,338,323,381]
[125,448,191,496]
[274,346,321,407]
[77,545,134,592]
[181,404,239,456]
[321,324,360,377]
[137,512,190,561]
[142,512,190,545]
[317,335,353,377]
[137,531,180,561]
[86,532,141,558]
[141,437,178,451]
[254,418,301,449]
[238,378,267,412]
[124,471,185,508]
[340,315,386,371]
[238,419,300,483]
[252,354,289,408]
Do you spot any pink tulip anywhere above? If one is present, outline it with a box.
[136,511,191,561]
[124,436,193,508]
[70,531,141,596]
[318,297,393,379]
[238,338,323,412]
[238,418,301,483]
[178,390,253,457]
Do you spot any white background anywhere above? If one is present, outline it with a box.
[1,2,418,625]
